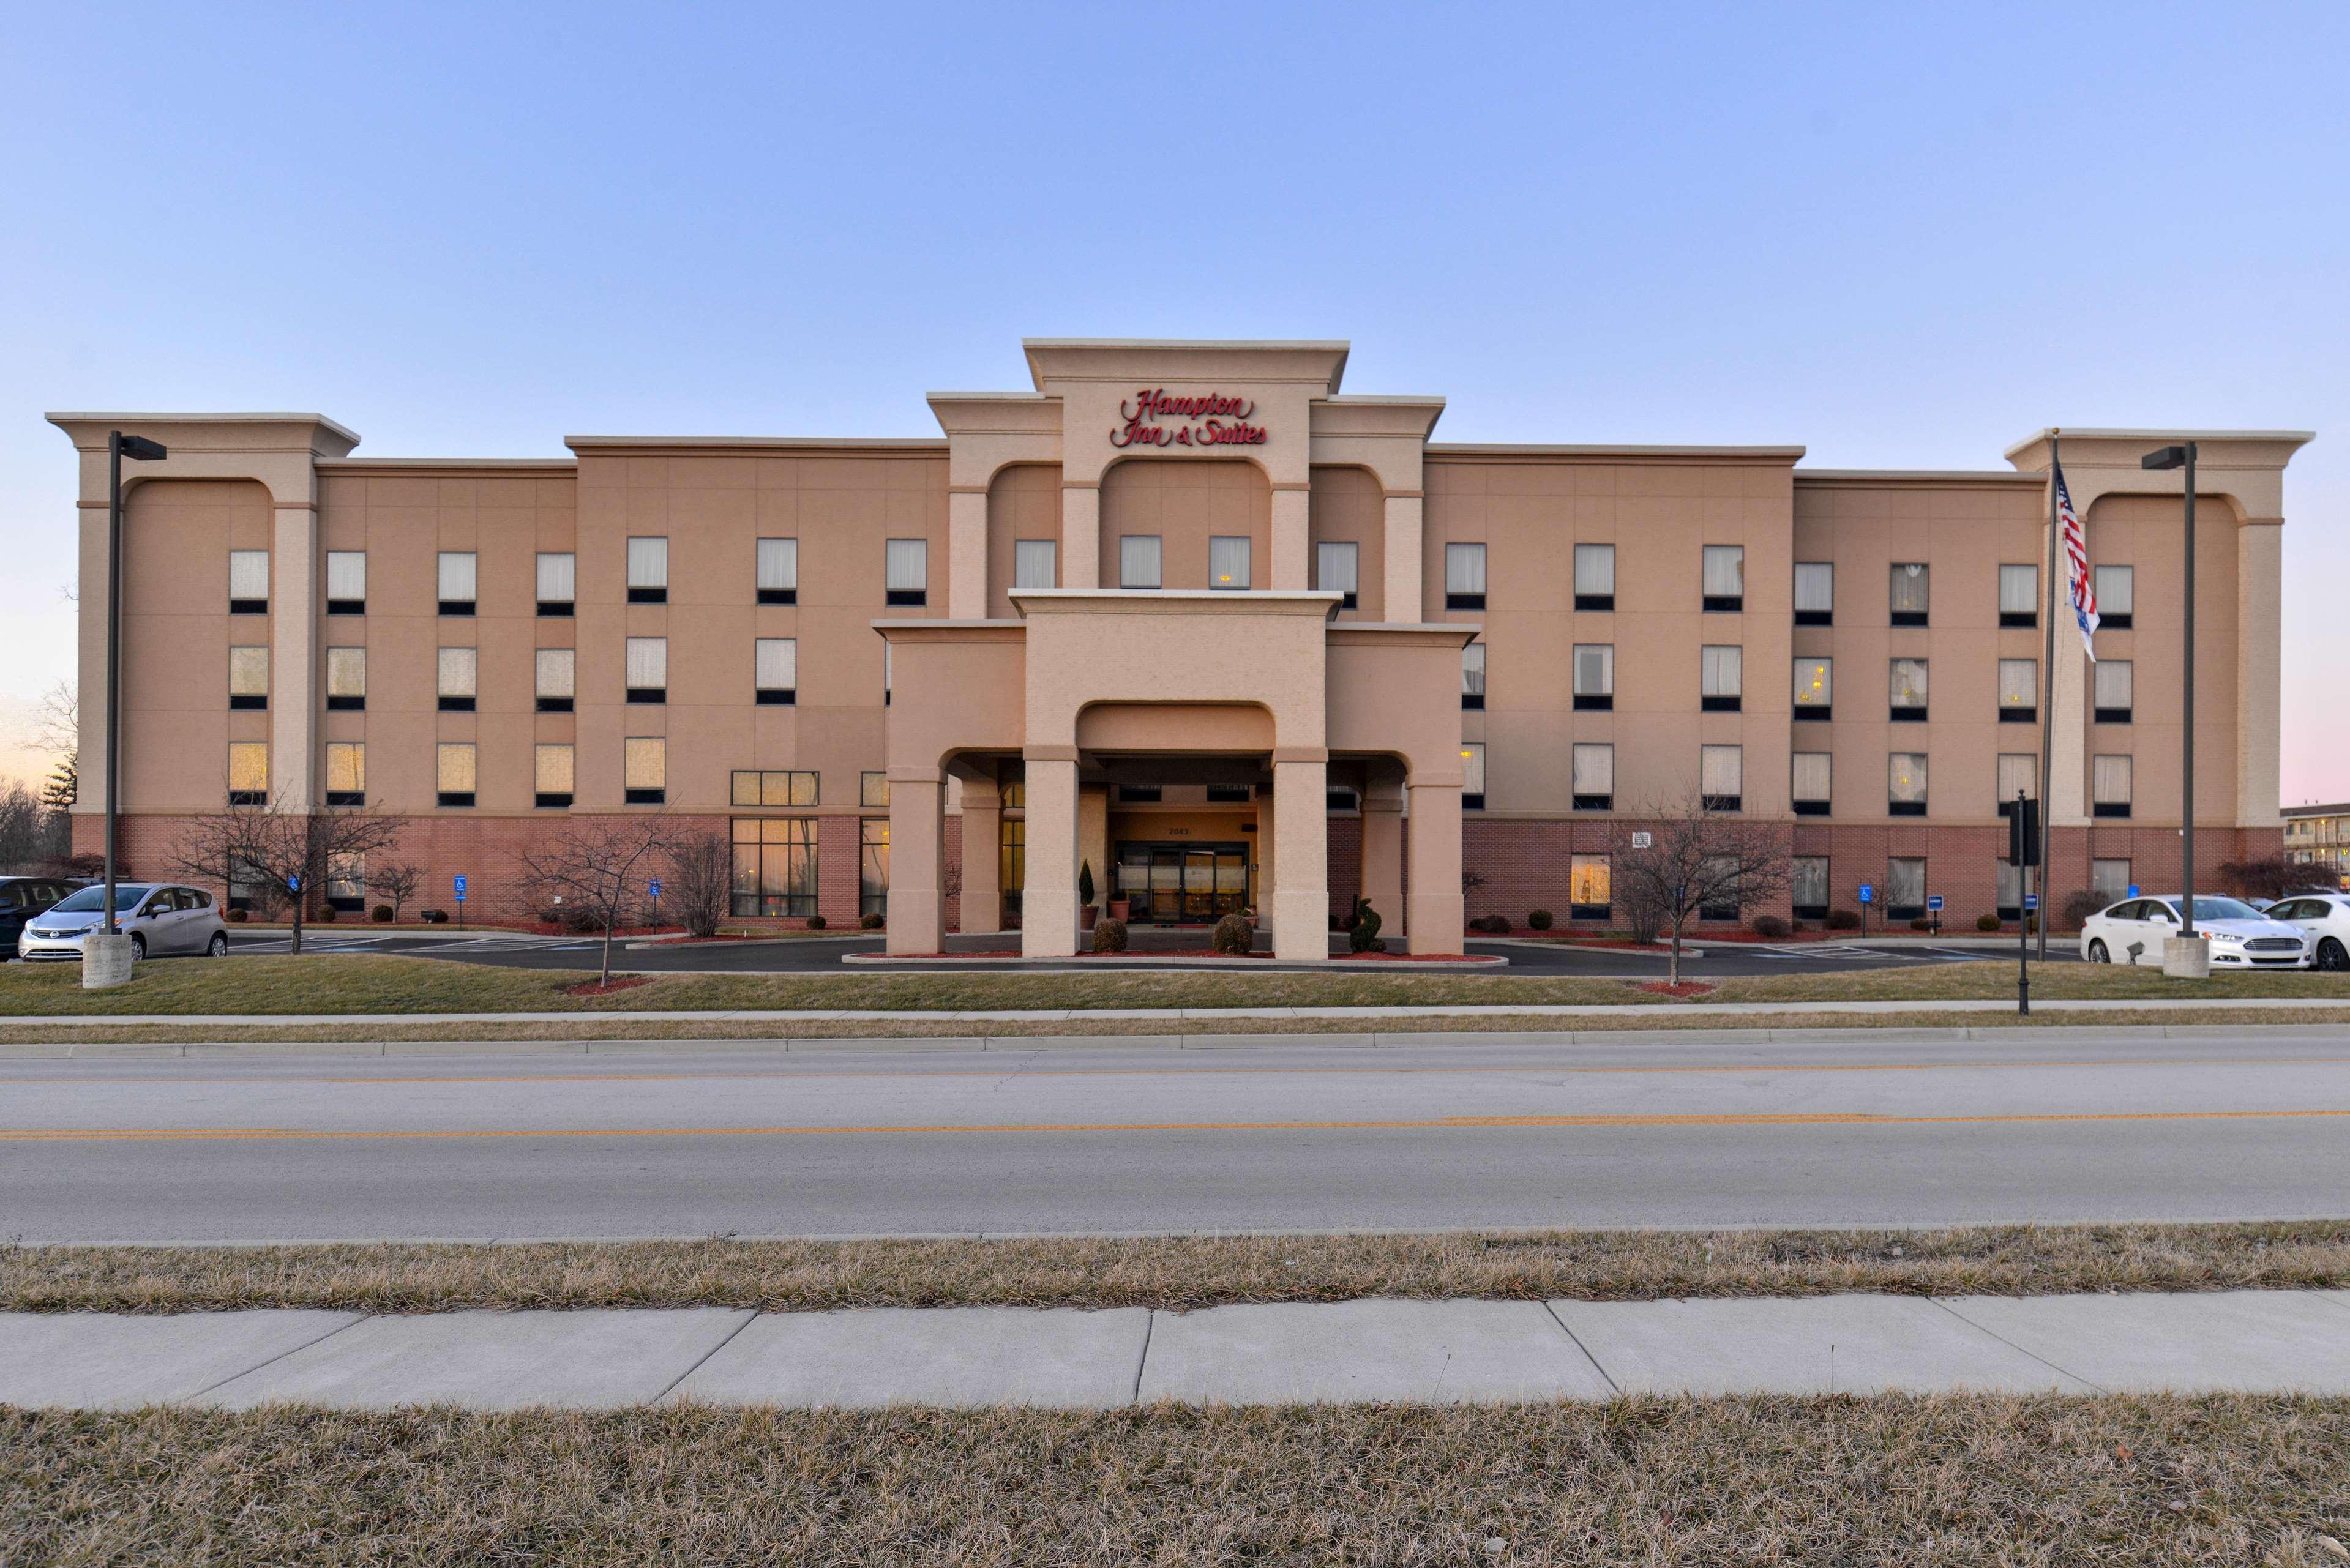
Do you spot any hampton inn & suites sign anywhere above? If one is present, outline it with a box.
[1110,389,1269,449]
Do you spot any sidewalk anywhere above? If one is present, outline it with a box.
[8,1289,2349,1410]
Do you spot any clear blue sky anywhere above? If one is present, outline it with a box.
[4,1,2343,795]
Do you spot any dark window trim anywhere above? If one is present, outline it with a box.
[325,790,365,808]
[438,695,476,712]
[2094,707,2133,724]
[1572,794,1612,812]
[326,695,365,711]
[1794,706,1832,722]
[2101,613,2133,630]
[1574,594,1614,612]
[1999,797,2026,817]
[326,895,366,914]
[1569,903,1612,922]
[756,689,797,706]
[1794,903,1829,921]
[228,790,266,807]
[1117,786,1163,803]
[1324,788,1357,810]
[228,693,268,711]
[1462,693,1484,711]
[1702,595,1743,613]
[1462,792,1485,811]
[1573,694,1613,711]
[536,600,574,618]
[1698,903,1742,922]
[1700,695,1741,712]
[1794,799,1832,816]
[1888,800,1928,817]
[627,586,668,604]
[437,791,475,808]
[1889,611,1928,629]
[2000,708,2037,723]
[2000,611,2037,629]
[885,588,927,607]
[1701,794,1741,813]
[2093,802,2133,818]
[1445,592,1486,611]
[1887,903,1926,922]
[1338,591,1358,610]
[757,588,798,606]
[1794,610,1832,627]
[326,599,365,616]
[1207,785,1252,803]
[626,687,667,705]
[624,788,665,804]
[437,599,476,618]
[229,597,269,616]
[1996,905,2022,921]
[1890,707,1928,723]
[536,696,574,713]
[535,792,572,808]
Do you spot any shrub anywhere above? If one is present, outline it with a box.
[1091,917,1128,953]
[419,909,450,924]
[1468,914,1511,935]
[859,911,884,930]
[1909,917,1933,931]
[225,907,249,923]
[1211,912,1253,955]
[317,905,339,923]
[1527,909,1554,931]
[371,905,394,923]
[1977,912,2004,932]
[806,914,827,931]
[1825,908,1861,931]
[2062,889,2106,931]
[547,902,601,935]
[1078,861,1096,908]
[1349,897,1386,953]
[1750,914,1790,939]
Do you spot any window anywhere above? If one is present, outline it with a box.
[1461,642,1486,710]
[436,551,477,616]
[225,742,268,804]
[1996,857,2024,920]
[326,646,366,711]
[1574,544,1615,611]
[534,743,573,808]
[1792,657,1832,721]
[2093,754,2133,818]
[326,550,367,614]
[1886,857,1927,920]
[1889,563,1929,626]
[1208,535,1251,589]
[326,852,366,913]
[1794,562,1833,625]
[1999,564,2038,627]
[730,770,818,807]
[732,817,820,918]
[1700,745,1742,812]
[1120,534,1162,589]
[1697,856,1742,921]
[1792,752,1831,816]
[1701,545,1743,611]
[324,742,365,807]
[1700,645,1743,711]
[535,648,575,712]
[436,742,476,807]
[1569,854,1612,920]
[1317,540,1359,608]
[229,550,269,614]
[1889,752,1928,816]
[883,641,891,706]
[1013,539,1057,591]
[2092,857,2132,900]
[625,637,667,703]
[755,638,796,704]
[2094,564,2134,629]
[2095,660,2133,723]
[227,855,268,912]
[1571,743,1613,810]
[1793,856,1829,920]
[624,737,665,804]
[536,552,575,616]
[1210,783,1253,804]
[861,771,889,809]
[860,819,890,919]
[1889,658,1929,722]
[885,538,927,605]
[1000,816,1025,920]
[228,645,269,710]
[438,646,478,712]
[1998,659,2038,722]
[627,537,669,603]
[1460,742,1486,810]
[1572,643,1614,710]
[757,538,798,605]
[1117,784,1162,804]
[1445,542,1487,610]
[1997,753,2038,815]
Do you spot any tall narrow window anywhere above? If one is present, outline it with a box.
[755,638,797,704]
[883,641,891,706]
[2091,857,2132,900]
[534,648,574,712]
[1461,642,1486,710]
[860,820,890,919]
[1572,644,1614,711]
[324,742,365,807]
[1569,854,1612,920]
[436,742,477,807]
[1999,658,2038,722]
[1793,562,1833,625]
[1889,752,1929,816]
[1793,657,1832,720]
[2092,754,2134,818]
[2094,660,2133,723]
[625,637,667,703]
[1208,535,1251,589]
[1574,544,1615,611]
[1889,658,1929,722]
[228,742,269,806]
[326,646,366,711]
[437,551,477,616]
[1997,753,2038,816]
[861,772,890,808]
[437,646,478,712]
[1701,545,1743,611]
[534,744,574,808]
[536,552,575,616]
[732,818,821,918]
[1445,542,1487,610]
[757,537,798,605]
[1792,856,1830,919]
[624,737,665,804]
[1316,541,1358,608]
[1700,645,1743,711]
[1888,562,1929,625]
[1792,752,1831,815]
[326,853,367,913]
[1700,745,1743,812]
[1119,534,1162,589]
[1887,857,1928,919]
[228,646,269,710]
[1999,564,2039,627]
[1460,742,1486,810]
[1013,539,1057,591]
[228,550,269,614]
[2094,564,2134,629]
[326,550,367,615]
[885,538,927,605]
[627,537,669,603]
[1571,743,1614,810]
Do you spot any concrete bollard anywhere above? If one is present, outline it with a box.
[2162,935,2212,980]
[81,931,135,990]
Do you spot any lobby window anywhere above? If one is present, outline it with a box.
[1999,564,2038,627]
[1792,751,1831,816]
[861,771,889,809]
[1572,643,1614,711]
[1996,857,2024,921]
[1700,645,1743,712]
[1118,785,1162,803]
[1999,659,2038,723]
[326,551,367,616]
[860,820,889,919]
[228,550,269,614]
[1570,854,1612,922]
[626,637,667,704]
[2094,564,2133,629]
[1700,745,1743,813]
[732,769,818,807]
[1571,743,1613,810]
[1889,657,1929,722]
[2092,857,2132,901]
[755,638,796,704]
[324,742,365,807]
[326,853,367,914]
[2093,754,2134,818]
[1211,783,1254,804]
[1697,856,1742,921]
[757,538,798,605]
[1794,562,1833,626]
[535,744,574,808]
[535,648,575,712]
[732,818,819,918]
[437,742,477,807]
[1793,656,1832,721]
[438,646,478,712]
[1889,752,1929,816]
[1445,542,1486,610]
[1000,818,1025,920]
[1997,753,2038,816]
[437,552,477,616]
[1013,539,1057,591]
[1461,743,1486,811]
[1793,855,1830,920]
[1889,563,1929,626]
[627,537,669,603]
[1316,541,1358,608]
[624,738,665,804]
[2094,660,2133,723]
[1701,545,1743,612]
[1120,534,1162,590]
[1574,543,1615,611]
[536,552,575,616]
[883,642,891,707]
[228,645,269,711]
[1209,535,1251,589]
[1461,642,1486,710]
[1886,857,1927,921]
[326,646,366,711]
[885,538,927,605]
[228,742,269,807]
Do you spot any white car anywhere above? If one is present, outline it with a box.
[2078,894,2310,968]
[2256,892,2350,972]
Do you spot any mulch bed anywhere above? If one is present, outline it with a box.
[1635,980,1718,997]
[562,977,653,997]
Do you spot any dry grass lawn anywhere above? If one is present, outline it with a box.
[8,1398,2350,1564]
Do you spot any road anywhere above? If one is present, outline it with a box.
[4,1028,2344,1243]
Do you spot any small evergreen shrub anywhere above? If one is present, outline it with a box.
[1825,908,1861,931]
[1091,917,1128,953]
[1211,913,1253,955]
[1349,897,1385,953]
[371,905,394,922]
[806,914,827,931]
[1977,913,2004,932]
[859,911,885,930]
[1469,914,1511,934]
[226,908,249,923]
[420,909,450,924]
[1527,909,1554,930]
[1750,915,1790,939]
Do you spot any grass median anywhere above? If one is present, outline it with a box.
[9,1221,2348,1315]
[8,1397,2349,1564]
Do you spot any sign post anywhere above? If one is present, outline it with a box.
[1926,892,1944,937]
[649,879,663,928]
[2010,792,2041,1015]
[454,873,468,932]
[1856,881,1873,939]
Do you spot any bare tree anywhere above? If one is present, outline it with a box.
[165,796,407,955]
[662,831,734,939]
[371,861,424,922]
[28,682,78,811]
[0,782,50,872]
[512,815,678,986]
[1614,793,1792,986]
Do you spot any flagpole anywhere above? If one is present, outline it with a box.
[2037,431,2062,963]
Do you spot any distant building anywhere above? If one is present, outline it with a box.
[2285,804,2350,887]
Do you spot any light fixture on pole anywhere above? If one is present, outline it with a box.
[87,430,168,990]
[2141,440,2201,974]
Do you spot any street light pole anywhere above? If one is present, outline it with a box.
[2142,441,2199,955]
[91,430,166,984]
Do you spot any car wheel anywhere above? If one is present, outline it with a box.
[207,931,230,958]
[129,933,146,961]
[2086,939,2109,964]
[2319,937,2348,973]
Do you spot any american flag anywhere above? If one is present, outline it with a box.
[2055,459,2098,661]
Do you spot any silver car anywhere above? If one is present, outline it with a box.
[17,882,230,963]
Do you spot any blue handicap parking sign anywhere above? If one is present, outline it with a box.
[649,879,663,898]
[1857,883,1874,904]
[2025,893,2040,911]
[286,873,301,892]
[454,874,468,901]
[2128,884,2141,898]
[1926,894,1944,913]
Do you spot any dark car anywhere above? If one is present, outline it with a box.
[0,876,88,955]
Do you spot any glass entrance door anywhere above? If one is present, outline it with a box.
[1117,842,1249,923]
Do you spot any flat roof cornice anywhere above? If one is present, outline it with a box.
[318,457,577,472]
[564,435,946,454]
[1797,469,2045,487]
[2003,427,2316,460]
[47,410,363,446]
[1429,442,1805,465]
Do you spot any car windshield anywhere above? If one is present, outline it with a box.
[48,884,152,914]
[2161,897,2265,921]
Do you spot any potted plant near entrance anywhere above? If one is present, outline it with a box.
[1078,861,1099,931]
